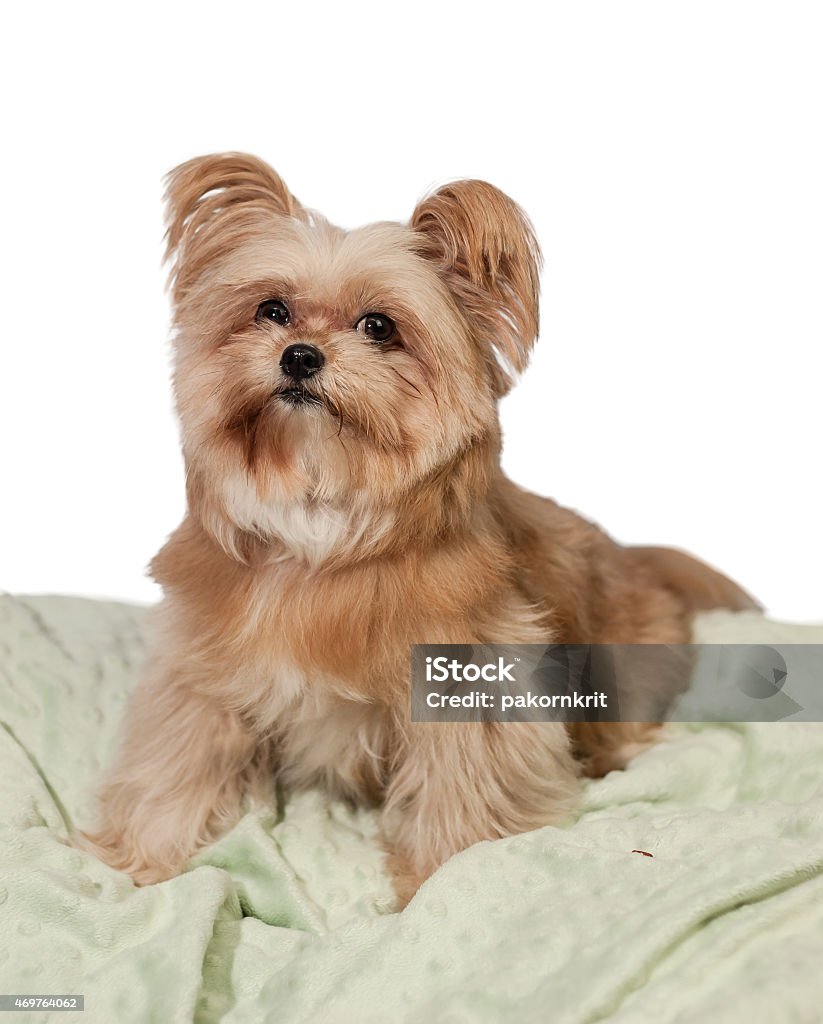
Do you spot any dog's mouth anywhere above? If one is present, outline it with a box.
[275,385,324,408]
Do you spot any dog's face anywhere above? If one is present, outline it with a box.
[165,154,541,562]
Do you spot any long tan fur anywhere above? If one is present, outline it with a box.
[79,154,758,903]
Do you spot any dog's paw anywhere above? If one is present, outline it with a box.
[580,732,665,778]
[72,829,180,886]
[383,848,433,911]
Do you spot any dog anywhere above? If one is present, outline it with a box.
[80,153,758,905]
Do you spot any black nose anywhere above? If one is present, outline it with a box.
[280,344,324,383]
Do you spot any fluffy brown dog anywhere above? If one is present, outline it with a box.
[81,153,757,904]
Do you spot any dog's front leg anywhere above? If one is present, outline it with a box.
[77,674,269,884]
[382,722,581,908]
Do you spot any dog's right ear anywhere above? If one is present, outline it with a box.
[164,153,300,302]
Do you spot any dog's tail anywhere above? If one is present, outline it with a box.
[630,545,762,614]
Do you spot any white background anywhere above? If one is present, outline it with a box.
[2,2,821,620]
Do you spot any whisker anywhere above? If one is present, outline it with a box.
[390,366,424,399]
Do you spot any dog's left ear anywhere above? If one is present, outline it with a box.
[410,180,541,395]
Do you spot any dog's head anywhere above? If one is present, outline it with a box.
[165,153,541,563]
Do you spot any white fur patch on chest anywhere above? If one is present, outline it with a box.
[264,501,352,562]
[222,472,392,565]
[241,646,386,802]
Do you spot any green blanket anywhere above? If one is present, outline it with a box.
[1,594,822,1023]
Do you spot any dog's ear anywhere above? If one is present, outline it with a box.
[164,152,300,302]
[410,180,541,395]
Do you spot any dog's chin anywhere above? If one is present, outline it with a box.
[275,386,326,410]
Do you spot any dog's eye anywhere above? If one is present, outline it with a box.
[355,313,395,344]
[256,299,290,326]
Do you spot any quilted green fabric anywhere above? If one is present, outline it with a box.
[0,594,822,1023]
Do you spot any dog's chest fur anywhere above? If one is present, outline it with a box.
[232,566,396,804]
[246,653,393,804]
[221,472,395,568]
